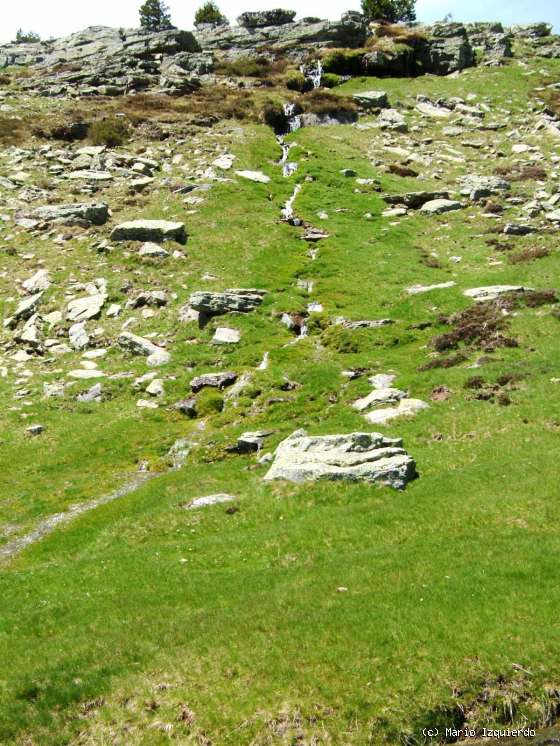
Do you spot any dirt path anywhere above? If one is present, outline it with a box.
[0,473,155,563]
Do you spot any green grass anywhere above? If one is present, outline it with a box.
[2,56,560,744]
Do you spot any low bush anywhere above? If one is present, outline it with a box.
[321,72,342,88]
[197,390,224,416]
[89,117,130,147]
[322,49,365,75]
[285,71,309,92]
[321,325,360,353]
[216,56,272,78]
[298,89,358,117]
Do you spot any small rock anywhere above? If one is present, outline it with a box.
[235,170,270,184]
[186,493,236,509]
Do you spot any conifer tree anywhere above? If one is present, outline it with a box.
[139,0,174,31]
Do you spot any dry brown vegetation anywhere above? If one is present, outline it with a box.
[494,163,547,181]
[0,114,27,145]
[508,246,550,264]
[432,303,518,353]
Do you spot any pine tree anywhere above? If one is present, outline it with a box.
[361,0,416,23]
[194,1,227,26]
[15,28,41,43]
[139,0,174,32]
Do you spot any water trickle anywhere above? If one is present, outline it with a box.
[282,183,302,222]
[301,59,323,90]
[257,352,269,370]
[283,102,302,132]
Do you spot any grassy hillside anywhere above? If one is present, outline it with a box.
[1,53,560,744]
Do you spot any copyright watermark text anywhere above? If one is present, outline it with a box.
[422,727,536,739]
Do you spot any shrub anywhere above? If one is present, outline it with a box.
[197,390,224,416]
[217,56,272,78]
[361,0,416,22]
[322,49,365,75]
[261,102,288,132]
[306,313,330,334]
[195,1,227,25]
[321,325,359,353]
[299,89,358,117]
[0,115,25,145]
[15,29,41,43]
[321,72,341,88]
[285,71,309,92]
[89,117,130,147]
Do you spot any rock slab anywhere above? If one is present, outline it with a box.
[264,429,416,490]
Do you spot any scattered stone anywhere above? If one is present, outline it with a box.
[212,327,240,344]
[353,387,407,412]
[236,430,272,453]
[68,369,106,379]
[187,493,236,509]
[364,398,430,425]
[383,191,449,209]
[22,269,50,294]
[458,174,510,198]
[235,170,270,184]
[77,383,103,402]
[67,170,113,181]
[137,399,159,409]
[69,322,90,350]
[407,281,456,294]
[138,242,170,258]
[420,199,462,215]
[190,370,237,392]
[464,285,528,301]
[264,430,416,490]
[44,382,65,398]
[146,379,164,397]
[504,223,535,236]
[26,424,44,437]
[117,332,170,366]
[67,292,106,322]
[173,397,197,417]
[168,438,191,468]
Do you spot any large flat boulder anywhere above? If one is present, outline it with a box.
[352,90,389,109]
[188,289,266,317]
[111,220,187,244]
[29,202,109,225]
[264,430,416,490]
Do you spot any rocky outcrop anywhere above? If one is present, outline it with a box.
[1,25,203,97]
[237,10,296,28]
[465,23,512,61]
[423,23,474,74]
[264,430,417,489]
[510,23,552,38]
[194,11,368,61]
[18,26,199,68]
